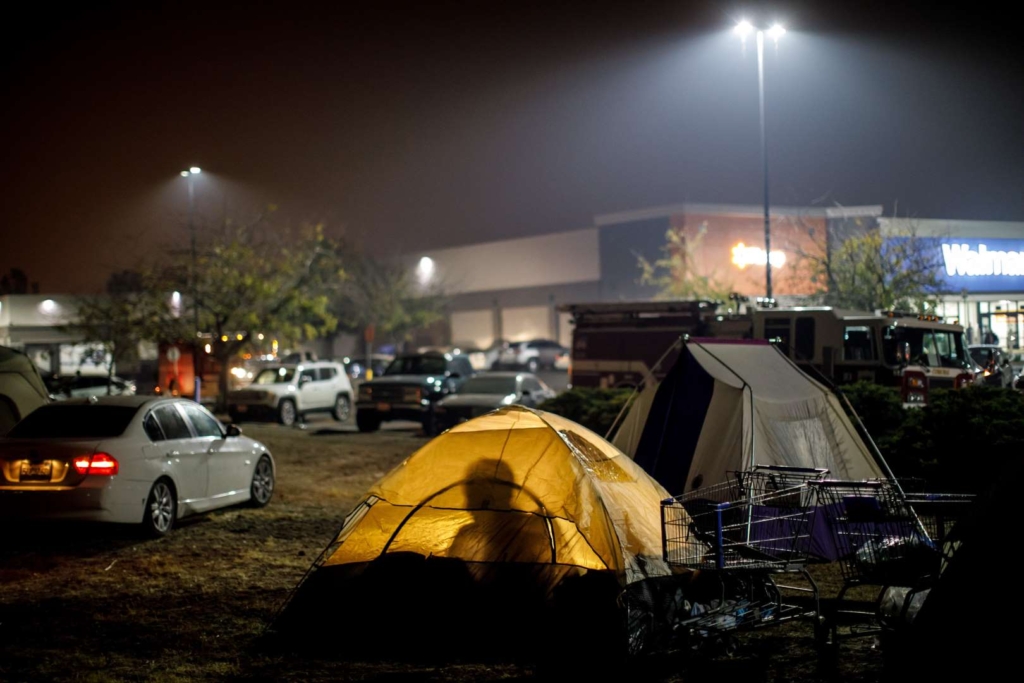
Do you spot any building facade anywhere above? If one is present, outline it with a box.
[881,217,1024,349]
[410,204,1024,359]
[413,203,884,351]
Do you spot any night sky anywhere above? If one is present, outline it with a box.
[4,1,1023,293]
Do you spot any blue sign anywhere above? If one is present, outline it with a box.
[932,238,1024,293]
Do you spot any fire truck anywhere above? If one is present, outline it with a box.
[561,302,977,404]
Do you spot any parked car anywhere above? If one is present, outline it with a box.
[495,339,568,372]
[226,360,353,426]
[447,340,507,371]
[968,345,1015,388]
[46,374,136,400]
[342,354,394,381]
[356,351,474,435]
[483,339,510,370]
[434,372,556,430]
[0,396,275,537]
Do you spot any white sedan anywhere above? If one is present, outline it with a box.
[0,396,275,537]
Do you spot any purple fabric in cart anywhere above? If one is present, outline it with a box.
[742,504,841,561]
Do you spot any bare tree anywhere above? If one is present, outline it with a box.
[789,206,944,312]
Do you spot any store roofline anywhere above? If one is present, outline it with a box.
[594,203,884,226]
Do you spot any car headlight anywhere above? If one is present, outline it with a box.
[358,385,372,400]
[402,386,422,402]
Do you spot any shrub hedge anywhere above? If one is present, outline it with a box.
[537,388,634,440]
[542,382,1024,494]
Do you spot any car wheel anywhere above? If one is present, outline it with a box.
[249,455,275,507]
[142,478,176,538]
[527,358,539,373]
[331,394,352,422]
[356,411,381,432]
[278,399,297,426]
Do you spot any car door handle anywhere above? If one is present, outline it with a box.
[166,450,180,457]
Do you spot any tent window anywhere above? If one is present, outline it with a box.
[844,326,876,361]
[795,317,815,361]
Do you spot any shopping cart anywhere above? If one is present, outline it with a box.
[807,480,976,654]
[661,466,827,646]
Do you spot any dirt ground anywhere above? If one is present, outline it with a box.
[0,416,882,682]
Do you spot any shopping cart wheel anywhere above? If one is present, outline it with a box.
[815,616,839,666]
[702,634,738,659]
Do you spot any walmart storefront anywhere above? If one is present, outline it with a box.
[883,218,1024,352]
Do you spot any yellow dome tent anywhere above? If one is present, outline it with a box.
[274,406,680,659]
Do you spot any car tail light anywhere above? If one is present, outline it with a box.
[73,453,119,476]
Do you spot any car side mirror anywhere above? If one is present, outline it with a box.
[226,424,242,437]
[299,375,311,387]
[448,372,461,379]
[898,341,911,366]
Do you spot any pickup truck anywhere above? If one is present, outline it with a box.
[355,351,474,435]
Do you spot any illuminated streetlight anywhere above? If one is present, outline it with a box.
[767,23,786,42]
[416,256,435,285]
[734,20,786,302]
[180,166,203,400]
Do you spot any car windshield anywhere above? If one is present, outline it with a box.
[253,368,296,384]
[8,405,141,438]
[969,347,995,366]
[384,356,447,375]
[459,377,517,394]
[882,326,971,369]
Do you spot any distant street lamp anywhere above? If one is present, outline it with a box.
[181,166,202,401]
[735,20,785,303]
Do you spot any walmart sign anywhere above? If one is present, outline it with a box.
[937,239,1024,292]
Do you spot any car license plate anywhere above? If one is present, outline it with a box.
[377,402,391,412]
[21,462,52,480]
[236,404,248,413]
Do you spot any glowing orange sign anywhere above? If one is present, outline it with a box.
[731,242,786,269]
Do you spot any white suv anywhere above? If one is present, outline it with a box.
[226,361,353,426]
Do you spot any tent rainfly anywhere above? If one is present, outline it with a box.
[273,406,680,659]
[627,338,884,494]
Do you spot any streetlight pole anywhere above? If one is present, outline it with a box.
[736,20,785,304]
[181,166,202,402]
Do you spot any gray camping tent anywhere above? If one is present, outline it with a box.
[0,346,49,435]
[629,338,884,494]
